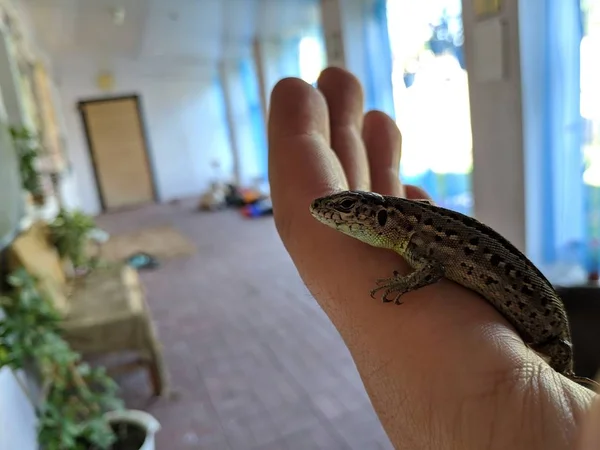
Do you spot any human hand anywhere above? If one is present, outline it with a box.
[267,66,597,449]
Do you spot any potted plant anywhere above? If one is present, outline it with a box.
[48,208,97,275]
[91,410,161,450]
[0,268,160,449]
[9,125,46,206]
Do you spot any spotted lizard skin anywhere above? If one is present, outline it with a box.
[309,190,576,378]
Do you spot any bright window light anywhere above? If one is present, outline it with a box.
[299,36,325,85]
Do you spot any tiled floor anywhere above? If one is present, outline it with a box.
[95,200,393,449]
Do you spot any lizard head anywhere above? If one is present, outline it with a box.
[309,190,398,249]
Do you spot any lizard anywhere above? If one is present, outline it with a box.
[309,189,598,388]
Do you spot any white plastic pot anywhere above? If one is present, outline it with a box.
[104,409,161,450]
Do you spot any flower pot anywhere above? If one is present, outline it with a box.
[103,409,161,450]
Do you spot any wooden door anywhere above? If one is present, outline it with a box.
[79,96,156,211]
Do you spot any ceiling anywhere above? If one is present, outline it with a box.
[19,0,321,62]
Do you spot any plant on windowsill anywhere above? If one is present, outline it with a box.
[0,267,125,449]
[48,208,97,276]
[9,125,46,206]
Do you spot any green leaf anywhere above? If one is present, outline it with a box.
[2,267,124,449]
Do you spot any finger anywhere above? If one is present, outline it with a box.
[404,184,433,201]
[267,77,347,249]
[268,75,410,315]
[267,77,330,145]
[317,67,370,191]
[362,110,403,197]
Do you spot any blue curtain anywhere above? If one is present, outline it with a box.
[238,57,268,182]
[520,0,584,268]
[234,36,304,182]
[215,71,232,166]
[362,0,395,118]
[544,0,585,265]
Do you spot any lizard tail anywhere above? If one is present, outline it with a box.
[568,375,600,391]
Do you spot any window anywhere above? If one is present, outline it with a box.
[582,1,600,245]
[386,0,473,215]
[298,35,326,86]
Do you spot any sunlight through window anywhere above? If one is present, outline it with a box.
[581,0,600,241]
[386,0,473,214]
[581,2,600,188]
[299,36,325,85]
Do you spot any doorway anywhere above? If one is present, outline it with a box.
[78,95,157,211]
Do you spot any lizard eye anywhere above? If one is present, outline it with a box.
[339,199,355,209]
[377,209,388,226]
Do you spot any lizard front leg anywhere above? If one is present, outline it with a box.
[370,259,444,305]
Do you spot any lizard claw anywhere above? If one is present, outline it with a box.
[373,287,403,304]
[381,290,395,303]
[385,290,405,305]
[375,270,403,286]
[370,285,386,298]
[393,292,404,305]
[371,284,408,305]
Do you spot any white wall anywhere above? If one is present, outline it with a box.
[55,57,233,215]
[0,367,38,450]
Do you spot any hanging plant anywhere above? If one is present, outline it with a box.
[9,125,45,204]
